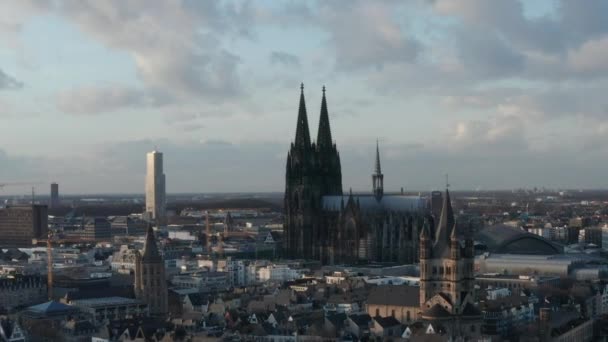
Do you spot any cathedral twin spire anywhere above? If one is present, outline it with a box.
[294,83,334,150]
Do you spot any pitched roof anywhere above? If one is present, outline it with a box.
[421,304,451,319]
[367,285,419,307]
[27,301,75,314]
[374,316,401,328]
[433,189,454,257]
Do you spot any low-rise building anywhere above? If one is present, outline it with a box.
[69,296,147,322]
[0,275,47,311]
[171,272,228,292]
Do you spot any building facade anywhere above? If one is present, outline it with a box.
[145,150,166,222]
[50,183,59,208]
[0,275,47,311]
[283,84,430,264]
[0,205,48,247]
[134,226,168,317]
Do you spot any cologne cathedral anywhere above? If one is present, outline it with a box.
[284,84,435,265]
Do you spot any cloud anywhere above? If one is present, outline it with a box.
[49,1,251,104]
[0,69,23,90]
[269,51,300,67]
[56,85,147,115]
[318,1,420,70]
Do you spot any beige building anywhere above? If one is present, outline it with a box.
[145,150,166,222]
[366,285,419,324]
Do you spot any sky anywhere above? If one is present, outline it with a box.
[1,0,608,194]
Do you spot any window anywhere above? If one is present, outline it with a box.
[391,310,395,317]
[376,308,380,317]
[406,311,410,321]
[432,267,437,275]
[471,325,476,333]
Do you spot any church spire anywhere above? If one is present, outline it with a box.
[294,83,311,148]
[374,139,381,174]
[141,224,162,262]
[317,85,333,149]
[372,140,384,201]
[433,188,455,252]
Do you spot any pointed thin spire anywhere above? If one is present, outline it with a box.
[142,224,162,262]
[434,188,455,249]
[294,83,311,148]
[374,139,381,174]
[317,85,333,149]
[372,140,384,201]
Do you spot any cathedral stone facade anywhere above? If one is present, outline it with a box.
[134,226,168,317]
[284,84,430,265]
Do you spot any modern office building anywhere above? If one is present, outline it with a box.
[145,150,166,222]
[50,182,59,208]
[0,205,48,247]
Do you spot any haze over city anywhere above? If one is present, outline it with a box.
[1,0,608,194]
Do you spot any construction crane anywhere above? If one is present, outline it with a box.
[0,181,42,190]
[46,232,93,300]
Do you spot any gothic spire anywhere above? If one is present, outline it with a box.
[372,140,384,201]
[433,188,455,251]
[317,85,333,149]
[374,139,381,174]
[294,83,311,148]
[142,224,162,262]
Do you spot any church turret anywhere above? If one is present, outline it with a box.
[450,224,460,260]
[372,140,384,201]
[420,222,431,260]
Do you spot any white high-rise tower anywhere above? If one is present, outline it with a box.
[145,151,166,222]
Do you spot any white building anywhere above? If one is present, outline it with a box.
[257,264,301,283]
[145,151,166,221]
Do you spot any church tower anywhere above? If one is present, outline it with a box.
[134,225,168,317]
[284,83,316,259]
[372,140,384,201]
[316,86,342,196]
[419,188,480,337]
[284,84,342,261]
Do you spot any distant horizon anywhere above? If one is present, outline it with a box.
[3,188,608,198]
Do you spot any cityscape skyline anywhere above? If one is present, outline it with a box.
[1,1,608,193]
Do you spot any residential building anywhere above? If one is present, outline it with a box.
[69,296,147,322]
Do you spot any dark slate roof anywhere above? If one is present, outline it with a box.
[348,313,372,328]
[322,195,425,212]
[461,302,482,317]
[374,316,401,328]
[421,304,451,319]
[476,224,563,254]
[187,293,209,306]
[326,313,347,330]
[367,285,419,307]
